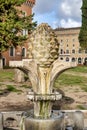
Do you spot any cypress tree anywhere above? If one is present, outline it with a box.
[79,0,87,49]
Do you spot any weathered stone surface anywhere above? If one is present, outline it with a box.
[0,113,3,130]
[73,111,84,130]
[64,111,84,130]
[28,23,59,67]
[27,91,62,101]
[22,112,64,130]
[26,23,61,118]
[14,68,25,83]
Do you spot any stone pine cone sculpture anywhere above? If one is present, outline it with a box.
[28,23,59,67]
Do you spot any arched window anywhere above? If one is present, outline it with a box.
[72,49,75,53]
[5,117,17,127]
[22,48,26,57]
[60,57,63,60]
[72,57,75,62]
[2,57,6,66]
[78,58,82,64]
[9,46,15,56]
[73,44,75,47]
[85,49,87,53]
[66,57,69,62]
[72,38,75,42]
[84,57,87,65]
[78,49,81,53]
[66,50,69,54]
[60,49,63,54]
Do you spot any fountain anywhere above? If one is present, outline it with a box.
[20,23,65,130]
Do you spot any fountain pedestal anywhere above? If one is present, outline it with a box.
[20,91,64,130]
[27,91,62,118]
[23,112,64,130]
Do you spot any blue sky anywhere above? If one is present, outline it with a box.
[33,0,82,29]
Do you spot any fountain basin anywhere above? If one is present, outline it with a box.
[21,112,64,130]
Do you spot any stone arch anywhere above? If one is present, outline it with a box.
[72,57,75,62]
[14,67,29,83]
[84,57,87,65]
[60,49,63,54]
[60,57,63,60]
[51,61,77,90]
[78,58,82,64]
[4,117,18,128]
[66,57,69,62]
[66,50,69,54]
[22,47,26,57]
[72,49,75,53]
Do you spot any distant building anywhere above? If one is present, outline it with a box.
[2,0,35,67]
[55,27,87,65]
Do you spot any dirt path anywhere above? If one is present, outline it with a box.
[0,81,33,112]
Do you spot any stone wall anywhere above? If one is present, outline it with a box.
[0,110,87,129]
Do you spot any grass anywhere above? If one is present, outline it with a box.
[67,66,87,73]
[0,69,14,82]
[6,85,22,92]
[20,84,31,88]
[76,105,86,110]
[54,73,87,88]
[81,85,87,92]
[0,66,87,92]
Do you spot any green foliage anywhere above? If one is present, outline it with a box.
[0,0,37,52]
[67,66,87,73]
[7,85,22,92]
[0,69,14,81]
[20,84,30,88]
[82,85,87,92]
[55,74,87,87]
[76,105,86,110]
[79,0,87,49]
[54,66,87,88]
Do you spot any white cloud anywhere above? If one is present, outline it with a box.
[60,0,82,18]
[52,21,59,29]
[61,2,71,16]
[33,0,58,15]
[60,18,81,28]
[33,0,82,28]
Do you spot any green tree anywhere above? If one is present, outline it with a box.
[79,0,87,49]
[0,0,37,52]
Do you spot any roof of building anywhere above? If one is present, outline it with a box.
[54,27,81,31]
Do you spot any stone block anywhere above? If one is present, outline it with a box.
[0,113,3,130]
